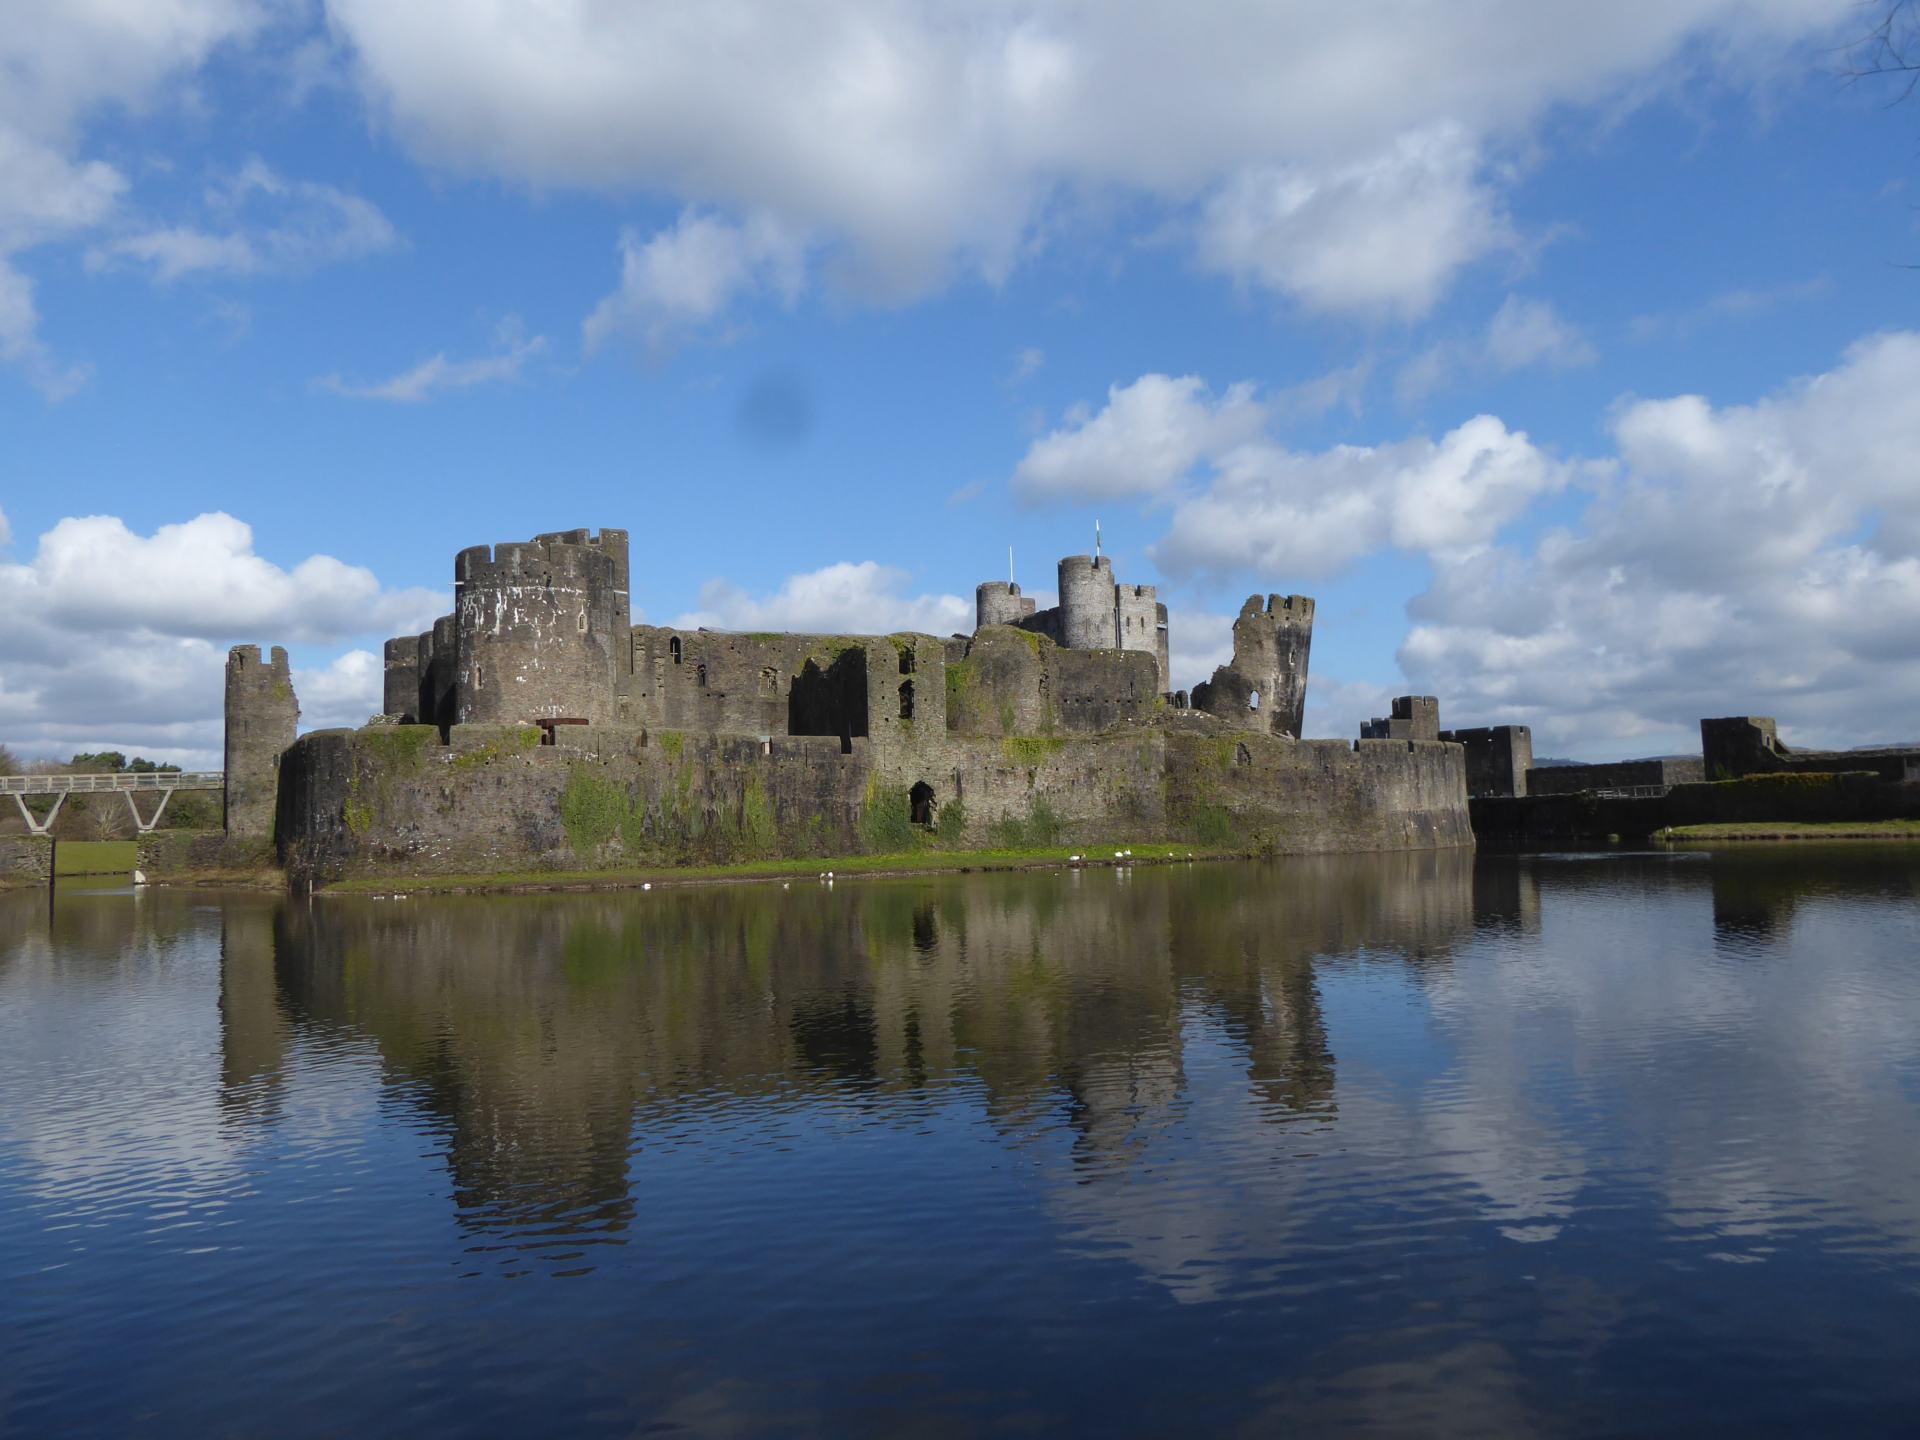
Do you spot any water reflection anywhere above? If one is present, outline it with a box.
[246,850,1473,1256]
[4,847,1920,1436]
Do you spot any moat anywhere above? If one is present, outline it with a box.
[5,850,1920,1436]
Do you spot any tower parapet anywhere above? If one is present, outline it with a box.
[453,531,623,726]
[976,581,1037,630]
[1115,582,1165,691]
[224,645,299,844]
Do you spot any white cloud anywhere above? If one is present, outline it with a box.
[0,510,442,765]
[1484,295,1597,373]
[318,329,547,403]
[0,259,89,401]
[1399,295,1596,404]
[1400,331,1920,753]
[0,1,266,390]
[85,159,398,281]
[294,649,384,731]
[1166,607,1234,695]
[0,504,9,546]
[583,211,805,356]
[1154,414,1567,579]
[1195,126,1513,319]
[1014,374,1266,503]
[322,0,1853,320]
[674,562,970,636]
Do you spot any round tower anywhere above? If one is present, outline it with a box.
[1056,555,1116,651]
[452,534,621,726]
[976,581,1037,631]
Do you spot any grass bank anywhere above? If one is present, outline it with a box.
[320,842,1233,896]
[1662,819,1920,842]
[54,840,137,876]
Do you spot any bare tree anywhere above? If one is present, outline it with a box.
[1849,2,1920,96]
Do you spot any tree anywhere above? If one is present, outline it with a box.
[0,743,17,777]
[1850,3,1920,95]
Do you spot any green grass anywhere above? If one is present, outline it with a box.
[55,840,137,876]
[320,842,1231,895]
[1663,819,1920,841]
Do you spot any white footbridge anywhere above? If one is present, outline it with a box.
[1,772,223,835]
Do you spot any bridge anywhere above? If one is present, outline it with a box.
[1,772,223,835]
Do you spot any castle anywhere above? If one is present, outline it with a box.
[221,524,1471,884]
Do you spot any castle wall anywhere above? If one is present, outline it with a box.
[224,644,300,846]
[453,534,622,727]
[1439,725,1533,798]
[944,627,1160,738]
[1524,756,1702,797]
[278,711,1472,885]
[1362,696,1440,742]
[382,638,421,723]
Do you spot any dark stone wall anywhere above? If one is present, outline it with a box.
[0,836,52,886]
[1524,756,1703,797]
[1440,725,1533,798]
[382,638,421,722]
[1700,715,1917,783]
[1473,773,1920,845]
[224,644,299,844]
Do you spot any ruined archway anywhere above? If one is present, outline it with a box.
[909,780,936,828]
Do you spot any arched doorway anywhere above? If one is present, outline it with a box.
[909,780,936,828]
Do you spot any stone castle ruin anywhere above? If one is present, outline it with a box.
[220,523,1471,883]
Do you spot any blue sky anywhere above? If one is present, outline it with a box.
[2,1,1918,766]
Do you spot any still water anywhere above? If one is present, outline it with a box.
[4,849,1920,1436]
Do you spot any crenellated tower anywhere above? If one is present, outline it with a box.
[1193,594,1315,738]
[1057,554,1117,651]
[452,530,625,726]
[224,644,299,844]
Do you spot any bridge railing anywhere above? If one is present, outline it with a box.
[0,772,224,795]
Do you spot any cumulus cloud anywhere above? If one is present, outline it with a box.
[583,211,806,356]
[673,562,970,636]
[1014,374,1265,504]
[318,328,547,403]
[0,511,440,765]
[321,0,1852,320]
[1400,331,1920,753]
[0,1,265,390]
[1195,126,1513,319]
[85,159,398,281]
[1014,372,1567,577]
[1399,295,1596,404]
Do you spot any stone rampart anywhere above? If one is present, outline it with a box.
[277,711,1472,885]
[1524,756,1703,797]
[0,836,53,886]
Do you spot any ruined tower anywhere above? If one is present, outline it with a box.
[452,529,625,727]
[1057,555,1117,651]
[976,581,1037,630]
[382,637,421,723]
[1192,594,1315,739]
[224,645,299,844]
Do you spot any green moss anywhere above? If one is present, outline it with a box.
[935,798,968,844]
[1186,804,1237,846]
[359,726,437,768]
[858,772,919,854]
[998,699,1017,734]
[272,679,293,702]
[657,730,685,758]
[747,632,783,644]
[986,797,1064,848]
[344,799,375,837]
[560,767,629,854]
[1012,628,1045,655]
[1001,735,1065,766]
[740,776,777,857]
